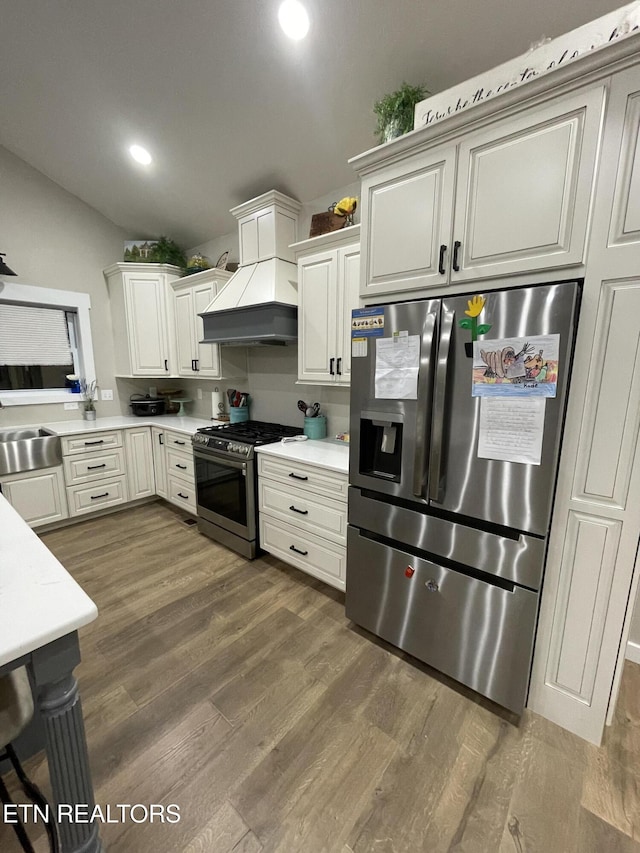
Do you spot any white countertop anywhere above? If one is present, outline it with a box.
[38,415,221,437]
[0,494,98,667]
[256,438,349,473]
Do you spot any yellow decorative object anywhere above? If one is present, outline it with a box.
[464,295,486,318]
[334,197,358,217]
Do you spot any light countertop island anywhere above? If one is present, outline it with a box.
[0,493,103,852]
[0,493,97,666]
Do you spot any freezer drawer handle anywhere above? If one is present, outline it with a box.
[289,472,308,481]
[289,505,309,515]
[290,545,308,556]
[425,579,439,592]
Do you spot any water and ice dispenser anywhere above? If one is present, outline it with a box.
[358,414,403,482]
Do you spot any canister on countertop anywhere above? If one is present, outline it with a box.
[211,387,226,420]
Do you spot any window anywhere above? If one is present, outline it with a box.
[0,282,95,406]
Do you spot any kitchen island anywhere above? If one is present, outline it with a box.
[0,493,102,852]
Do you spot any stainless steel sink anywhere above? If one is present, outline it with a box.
[0,427,62,477]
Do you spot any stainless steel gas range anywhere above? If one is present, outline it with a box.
[192,420,303,559]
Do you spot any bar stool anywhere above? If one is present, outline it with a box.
[0,667,59,853]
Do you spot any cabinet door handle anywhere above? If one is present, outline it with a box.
[438,244,447,275]
[191,359,196,372]
[336,357,342,375]
[84,440,104,446]
[176,463,187,470]
[194,359,199,372]
[164,359,169,372]
[177,492,189,500]
[329,357,335,375]
[452,240,461,272]
[289,472,308,481]
[90,492,110,500]
[159,433,164,445]
[87,463,106,470]
[174,440,186,446]
[290,545,308,556]
[289,505,309,515]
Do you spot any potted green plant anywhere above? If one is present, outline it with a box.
[80,378,97,421]
[373,82,429,144]
[148,236,187,268]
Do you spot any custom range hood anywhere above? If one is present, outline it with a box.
[200,190,302,345]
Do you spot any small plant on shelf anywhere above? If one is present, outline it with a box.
[373,81,429,144]
[80,378,97,412]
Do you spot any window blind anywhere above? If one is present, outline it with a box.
[0,304,73,365]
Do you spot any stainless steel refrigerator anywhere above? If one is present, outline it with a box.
[347,281,580,714]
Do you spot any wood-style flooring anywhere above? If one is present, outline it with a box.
[2,502,640,852]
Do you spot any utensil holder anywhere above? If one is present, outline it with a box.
[304,416,327,439]
[230,407,250,423]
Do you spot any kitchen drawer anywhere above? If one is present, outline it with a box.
[66,476,128,517]
[258,455,348,502]
[62,430,122,455]
[259,515,346,591]
[166,448,195,481]
[345,527,539,714]
[259,480,347,545]
[63,447,126,485]
[167,473,197,514]
[163,430,193,453]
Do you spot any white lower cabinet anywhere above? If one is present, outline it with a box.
[163,429,197,514]
[61,429,129,518]
[0,467,68,528]
[258,453,347,590]
[124,427,155,500]
[151,427,168,498]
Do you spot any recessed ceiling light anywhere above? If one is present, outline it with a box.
[129,144,152,165]
[278,0,309,40]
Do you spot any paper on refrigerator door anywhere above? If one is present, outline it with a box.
[477,397,546,465]
[374,335,420,399]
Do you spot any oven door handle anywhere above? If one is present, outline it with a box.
[193,448,248,471]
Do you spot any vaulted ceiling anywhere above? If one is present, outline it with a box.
[0,0,625,246]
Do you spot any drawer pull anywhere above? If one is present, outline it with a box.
[87,463,106,470]
[289,505,308,515]
[90,492,110,500]
[176,463,187,470]
[288,472,308,481]
[174,440,186,446]
[425,579,439,592]
[177,492,189,500]
[84,439,104,446]
[290,545,308,556]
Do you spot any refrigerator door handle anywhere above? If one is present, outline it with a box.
[428,309,455,503]
[412,311,438,498]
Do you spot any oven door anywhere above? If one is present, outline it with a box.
[194,448,255,541]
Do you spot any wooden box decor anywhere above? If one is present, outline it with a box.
[309,211,347,238]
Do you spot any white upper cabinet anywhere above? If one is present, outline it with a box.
[608,68,640,251]
[363,146,456,297]
[105,263,181,377]
[233,190,301,264]
[172,269,228,378]
[171,268,247,380]
[294,226,360,386]
[357,84,606,298]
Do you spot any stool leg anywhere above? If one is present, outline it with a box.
[6,743,60,853]
[0,771,36,853]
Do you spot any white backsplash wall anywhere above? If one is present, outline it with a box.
[120,348,351,433]
[244,346,350,435]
